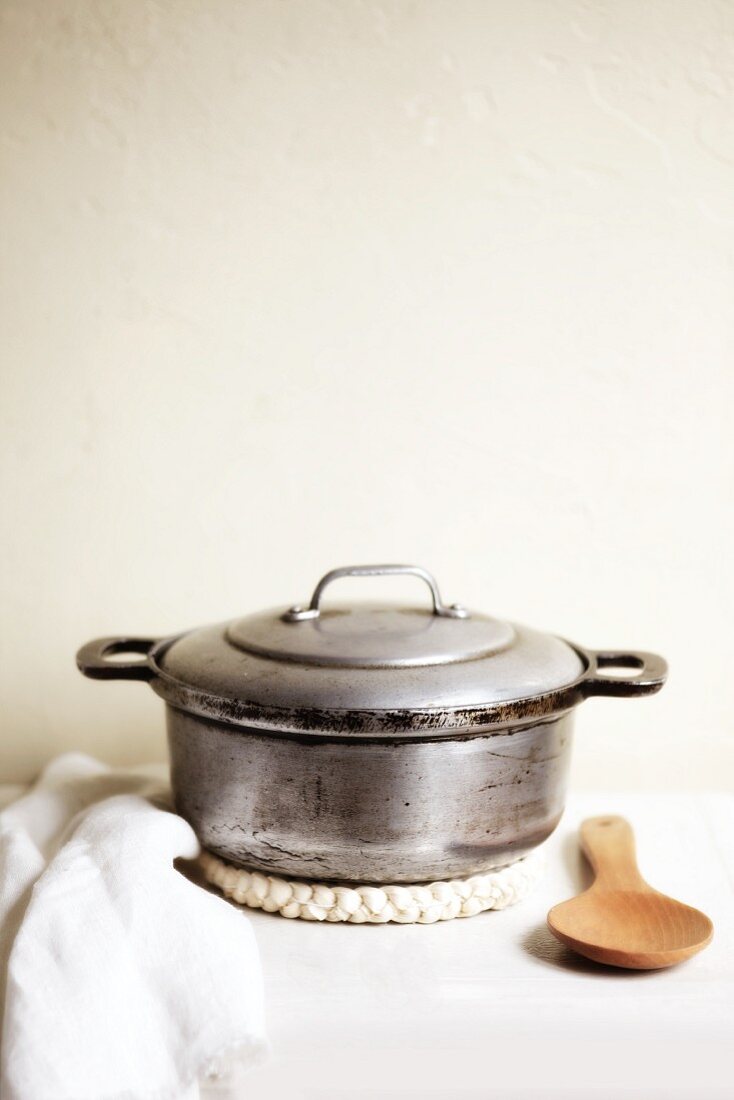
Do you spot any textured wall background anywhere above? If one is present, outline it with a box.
[1,1,732,787]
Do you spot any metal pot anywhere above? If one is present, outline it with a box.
[76,564,666,883]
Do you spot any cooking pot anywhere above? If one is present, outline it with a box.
[76,564,666,883]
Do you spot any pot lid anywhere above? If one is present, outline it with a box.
[153,564,587,733]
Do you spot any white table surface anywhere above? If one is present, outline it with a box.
[232,792,733,1100]
[2,785,731,1098]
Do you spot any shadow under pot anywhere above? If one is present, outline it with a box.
[76,564,667,883]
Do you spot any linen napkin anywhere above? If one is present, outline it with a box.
[0,753,267,1100]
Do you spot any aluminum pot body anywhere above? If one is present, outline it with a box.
[167,706,574,882]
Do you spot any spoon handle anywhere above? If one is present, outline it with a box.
[580,815,647,890]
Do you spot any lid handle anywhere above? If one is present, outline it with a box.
[282,564,469,622]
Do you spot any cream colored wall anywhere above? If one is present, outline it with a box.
[1,1,732,788]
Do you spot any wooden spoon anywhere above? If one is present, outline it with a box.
[547,815,713,970]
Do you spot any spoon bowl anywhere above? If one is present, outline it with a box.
[547,816,713,970]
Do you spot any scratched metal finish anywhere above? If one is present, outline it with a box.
[167,707,573,882]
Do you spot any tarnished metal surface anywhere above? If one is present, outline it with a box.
[77,635,667,736]
[75,557,666,737]
[228,605,513,667]
[76,565,668,882]
[167,706,575,882]
[159,618,585,713]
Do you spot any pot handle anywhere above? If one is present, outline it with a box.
[581,649,667,698]
[76,637,158,682]
[282,563,468,622]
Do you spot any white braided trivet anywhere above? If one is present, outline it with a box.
[199,849,542,924]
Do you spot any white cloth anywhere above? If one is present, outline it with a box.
[0,753,267,1100]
